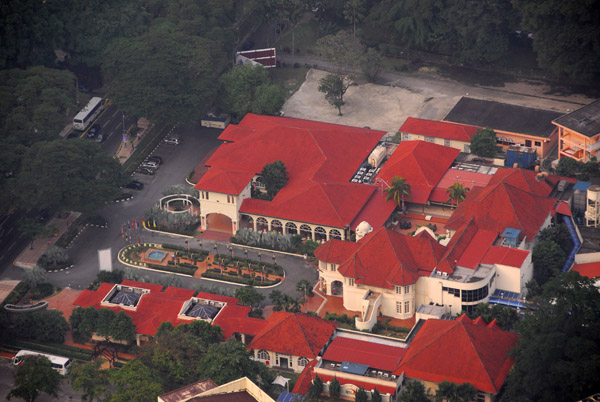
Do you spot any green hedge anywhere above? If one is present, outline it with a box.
[146,263,196,275]
[2,282,30,305]
[6,340,92,361]
[202,270,280,286]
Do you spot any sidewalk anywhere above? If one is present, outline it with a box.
[14,212,81,269]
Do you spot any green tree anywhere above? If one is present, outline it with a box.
[110,359,164,402]
[14,310,69,343]
[398,381,430,402]
[435,381,477,402]
[269,290,302,312]
[201,338,273,387]
[446,182,470,206]
[69,360,110,402]
[70,307,99,343]
[317,30,364,71]
[555,156,582,177]
[532,239,566,286]
[384,176,411,212]
[360,48,383,83]
[261,160,289,200]
[512,0,600,80]
[110,311,136,343]
[96,308,117,340]
[18,219,57,250]
[176,320,223,346]
[318,74,351,116]
[308,375,323,399]
[7,356,61,402]
[343,0,366,39]
[329,376,341,398]
[464,303,519,331]
[502,272,600,402]
[235,286,265,308]
[15,140,125,213]
[371,387,383,402]
[219,64,284,122]
[355,386,368,402]
[470,128,500,158]
[277,0,306,58]
[22,266,49,289]
[296,279,314,297]
[537,224,572,256]
[103,24,227,125]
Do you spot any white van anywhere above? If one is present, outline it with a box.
[13,350,72,375]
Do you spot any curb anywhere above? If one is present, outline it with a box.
[114,195,133,203]
[46,264,75,273]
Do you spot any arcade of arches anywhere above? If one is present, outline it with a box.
[240,214,345,241]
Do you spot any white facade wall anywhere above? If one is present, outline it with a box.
[401,133,470,153]
[199,181,252,232]
[253,349,310,374]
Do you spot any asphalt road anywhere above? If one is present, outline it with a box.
[0,123,318,301]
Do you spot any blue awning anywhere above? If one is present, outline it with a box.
[340,361,369,376]
[278,391,303,402]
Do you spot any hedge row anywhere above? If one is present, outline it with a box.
[6,340,93,361]
[146,263,196,275]
[202,270,280,286]
[2,282,30,305]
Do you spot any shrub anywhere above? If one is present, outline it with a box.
[3,282,30,305]
[147,263,196,275]
[28,283,54,300]
[37,246,72,271]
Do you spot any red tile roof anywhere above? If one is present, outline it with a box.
[481,246,529,268]
[292,360,318,394]
[395,316,519,394]
[72,280,258,338]
[322,336,406,372]
[429,169,494,204]
[376,141,459,204]
[350,190,397,231]
[445,180,556,241]
[436,218,481,274]
[455,229,498,269]
[314,372,397,395]
[400,117,479,142]
[248,312,337,358]
[317,228,445,288]
[572,261,600,278]
[195,114,385,228]
[487,168,553,197]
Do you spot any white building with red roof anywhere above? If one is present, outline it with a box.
[194,114,392,241]
[248,312,337,373]
[399,117,479,153]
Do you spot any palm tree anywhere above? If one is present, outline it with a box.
[446,182,470,207]
[385,176,411,213]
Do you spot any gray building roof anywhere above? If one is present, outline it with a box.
[552,99,600,138]
[444,97,563,139]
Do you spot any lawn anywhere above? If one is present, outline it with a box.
[276,19,322,57]
[270,66,310,99]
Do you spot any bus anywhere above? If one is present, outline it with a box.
[12,350,72,375]
[73,97,104,131]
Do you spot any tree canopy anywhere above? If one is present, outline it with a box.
[7,356,61,402]
[102,24,228,125]
[470,128,500,158]
[502,272,600,402]
[15,139,125,213]
[385,176,411,211]
[318,74,351,116]
[219,64,285,122]
[69,360,110,402]
[261,160,289,200]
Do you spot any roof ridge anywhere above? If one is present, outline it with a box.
[292,314,314,355]
[316,181,345,224]
[398,321,456,367]
[463,323,498,391]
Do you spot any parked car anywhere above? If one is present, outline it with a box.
[124,180,144,190]
[163,136,180,145]
[78,84,91,93]
[141,160,159,169]
[87,124,100,138]
[145,155,163,165]
[95,133,105,143]
[136,167,155,176]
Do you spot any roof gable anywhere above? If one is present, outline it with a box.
[400,117,479,142]
[376,141,459,204]
[248,312,337,358]
[395,318,519,394]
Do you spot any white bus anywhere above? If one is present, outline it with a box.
[12,350,72,375]
[73,97,104,131]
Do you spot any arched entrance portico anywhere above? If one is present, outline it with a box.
[204,213,234,233]
[285,222,298,235]
[331,280,343,296]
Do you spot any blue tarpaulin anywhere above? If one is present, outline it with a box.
[278,391,303,402]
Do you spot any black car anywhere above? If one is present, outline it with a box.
[136,167,155,176]
[125,180,144,190]
[145,155,163,165]
[88,124,101,138]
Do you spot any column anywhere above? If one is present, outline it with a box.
[252,217,257,232]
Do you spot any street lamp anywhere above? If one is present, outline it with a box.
[185,240,189,251]
[244,248,248,258]
[199,240,203,250]
[214,243,218,256]
[258,251,262,262]
[228,245,233,258]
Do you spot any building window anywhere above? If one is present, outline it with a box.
[535,141,542,147]
[205,192,209,200]
[330,264,336,272]
[461,285,489,303]
[396,301,401,313]
[348,278,354,286]
[298,357,309,367]
[443,286,461,297]
[405,301,410,313]
[404,286,410,294]
[403,133,411,141]
[395,286,401,294]
[257,350,269,360]
[425,136,435,143]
